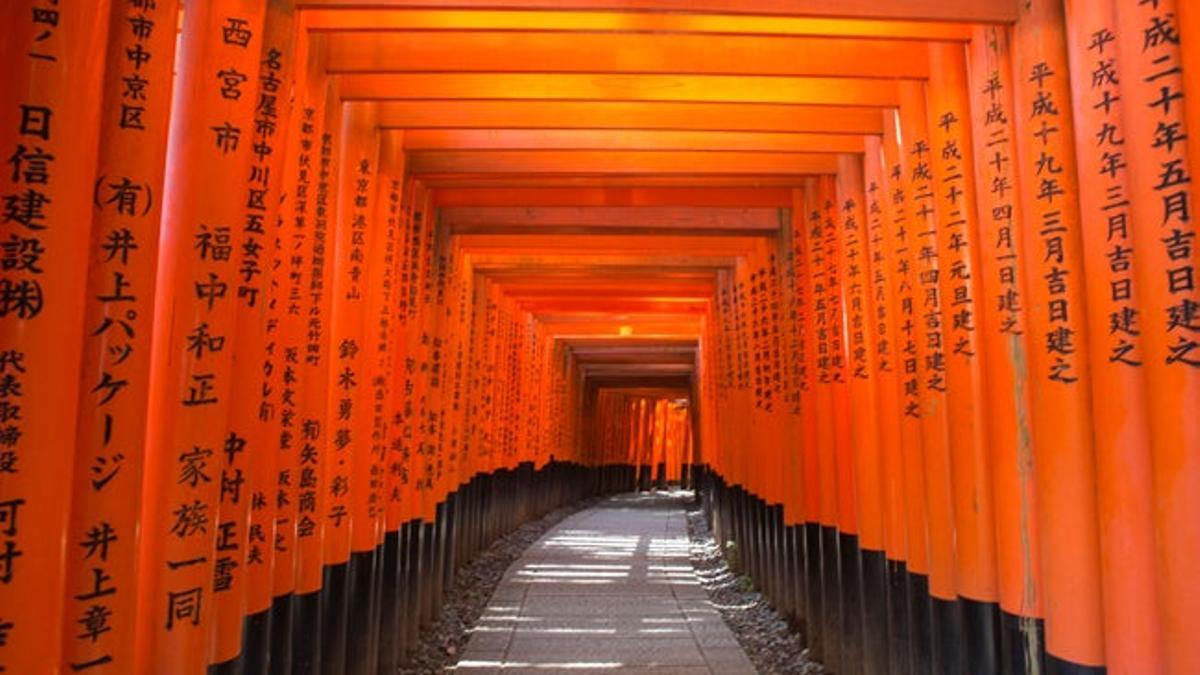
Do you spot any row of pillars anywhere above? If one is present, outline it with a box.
[586,391,695,491]
[692,2,1199,673]
[0,1,633,673]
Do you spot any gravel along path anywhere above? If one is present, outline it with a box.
[684,503,826,674]
[399,498,598,674]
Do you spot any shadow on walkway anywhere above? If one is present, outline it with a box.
[452,491,756,674]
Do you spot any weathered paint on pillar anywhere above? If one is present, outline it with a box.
[965,23,1045,665]
[1011,0,1107,667]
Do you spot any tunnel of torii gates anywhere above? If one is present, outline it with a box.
[2,0,1200,673]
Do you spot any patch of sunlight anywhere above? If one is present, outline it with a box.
[523,563,632,570]
[518,627,619,635]
[454,661,625,670]
[515,569,629,578]
[514,578,617,584]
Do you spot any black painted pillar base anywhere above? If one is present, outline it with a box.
[930,595,967,675]
[885,558,910,674]
[320,562,350,675]
[962,596,1001,675]
[292,589,321,675]
[839,532,864,675]
[819,525,841,673]
[344,548,379,675]
[268,593,296,675]
[805,523,824,661]
[859,548,888,675]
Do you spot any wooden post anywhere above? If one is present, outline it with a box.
[0,2,112,672]
[62,1,177,672]
[965,24,1046,673]
[1011,0,1108,668]
[135,1,267,672]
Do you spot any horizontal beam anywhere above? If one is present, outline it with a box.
[409,150,840,175]
[458,232,766,254]
[403,129,865,153]
[376,101,884,134]
[583,375,694,389]
[302,9,974,39]
[441,206,784,232]
[324,32,930,79]
[579,364,696,376]
[432,187,795,208]
[562,337,699,348]
[297,1,1015,23]
[573,353,697,365]
[338,73,900,106]
[419,175,825,188]
[520,299,708,312]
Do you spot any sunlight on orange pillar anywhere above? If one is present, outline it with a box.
[878,110,930,582]
[1111,2,1200,672]
[211,0,298,665]
[59,1,176,672]
[897,81,957,605]
[1063,2,1165,671]
[1012,0,1107,667]
[136,1,267,672]
[926,42,1000,612]
[862,136,908,566]
[0,2,111,672]
[836,154,884,554]
[965,24,1045,640]
[960,23,1046,634]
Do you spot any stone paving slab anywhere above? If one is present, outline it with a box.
[454,491,757,673]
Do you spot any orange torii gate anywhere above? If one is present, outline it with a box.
[1,1,1198,674]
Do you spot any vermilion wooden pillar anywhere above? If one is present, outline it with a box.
[321,100,379,675]
[1111,3,1200,673]
[926,41,1001,675]
[1012,0,1107,669]
[212,1,299,669]
[878,107,934,675]
[0,2,111,673]
[836,153,885,675]
[965,24,1046,673]
[1063,1,1164,671]
[61,1,177,672]
[135,1,267,673]
[287,40,338,675]
[862,134,911,671]
[897,79,963,673]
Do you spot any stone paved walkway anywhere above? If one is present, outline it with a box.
[453,491,757,674]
